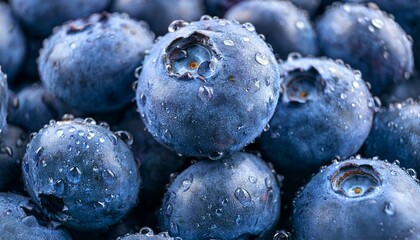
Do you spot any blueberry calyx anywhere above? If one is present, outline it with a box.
[281,67,324,104]
[164,31,221,82]
[331,163,381,198]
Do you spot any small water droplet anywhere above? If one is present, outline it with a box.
[168,20,189,32]
[209,152,224,160]
[56,128,64,137]
[134,66,143,79]
[198,86,214,102]
[66,167,82,184]
[166,203,173,216]
[114,130,133,146]
[255,52,269,66]
[242,22,255,32]
[295,21,305,29]
[181,175,193,192]
[371,18,384,29]
[384,202,395,216]
[223,39,234,46]
[215,208,222,216]
[234,188,252,207]
[248,176,257,183]
[406,168,417,179]
[340,93,347,99]
[200,15,212,21]
[102,169,116,184]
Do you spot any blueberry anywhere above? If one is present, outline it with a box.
[0,124,28,191]
[0,67,8,132]
[22,117,141,230]
[204,0,243,17]
[159,152,281,240]
[8,84,71,133]
[293,158,420,239]
[225,0,319,60]
[136,18,280,158]
[10,0,112,37]
[364,100,420,175]
[343,0,420,71]
[258,57,374,175]
[0,192,71,240]
[0,2,26,82]
[111,0,205,37]
[381,74,420,106]
[316,3,414,95]
[118,107,188,207]
[289,0,321,17]
[117,227,179,240]
[38,12,155,114]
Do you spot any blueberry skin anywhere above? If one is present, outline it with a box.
[0,192,71,240]
[22,118,141,230]
[8,84,70,133]
[364,101,420,175]
[10,0,111,37]
[225,1,319,60]
[289,0,321,17]
[136,18,280,158]
[293,158,420,239]
[118,227,179,240]
[39,12,155,114]
[316,3,414,95]
[111,0,205,36]
[0,124,28,191]
[204,0,244,17]
[118,108,188,206]
[381,74,420,105]
[0,68,8,132]
[342,0,420,71]
[0,2,26,82]
[159,152,281,240]
[258,57,374,174]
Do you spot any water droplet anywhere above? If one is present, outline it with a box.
[170,222,179,234]
[140,227,154,236]
[56,128,64,137]
[384,202,395,215]
[200,15,212,21]
[255,52,269,65]
[0,146,12,157]
[234,188,252,207]
[166,203,173,216]
[265,178,272,189]
[198,86,214,102]
[340,93,347,99]
[209,152,224,160]
[134,66,143,79]
[66,167,82,184]
[114,131,133,146]
[223,39,234,46]
[406,168,417,179]
[242,37,250,42]
[215,208,222,216]
[242,22,255,32]
[168,20,189,32]
[295,21,305,29]
[371,18,384,29]
[102,169,116,184]
[248,176,257,183]
[70,42,77,49]
[287,52,302,61]
[181,175,193,192]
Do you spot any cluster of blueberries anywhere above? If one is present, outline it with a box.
[0,0,420,239]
